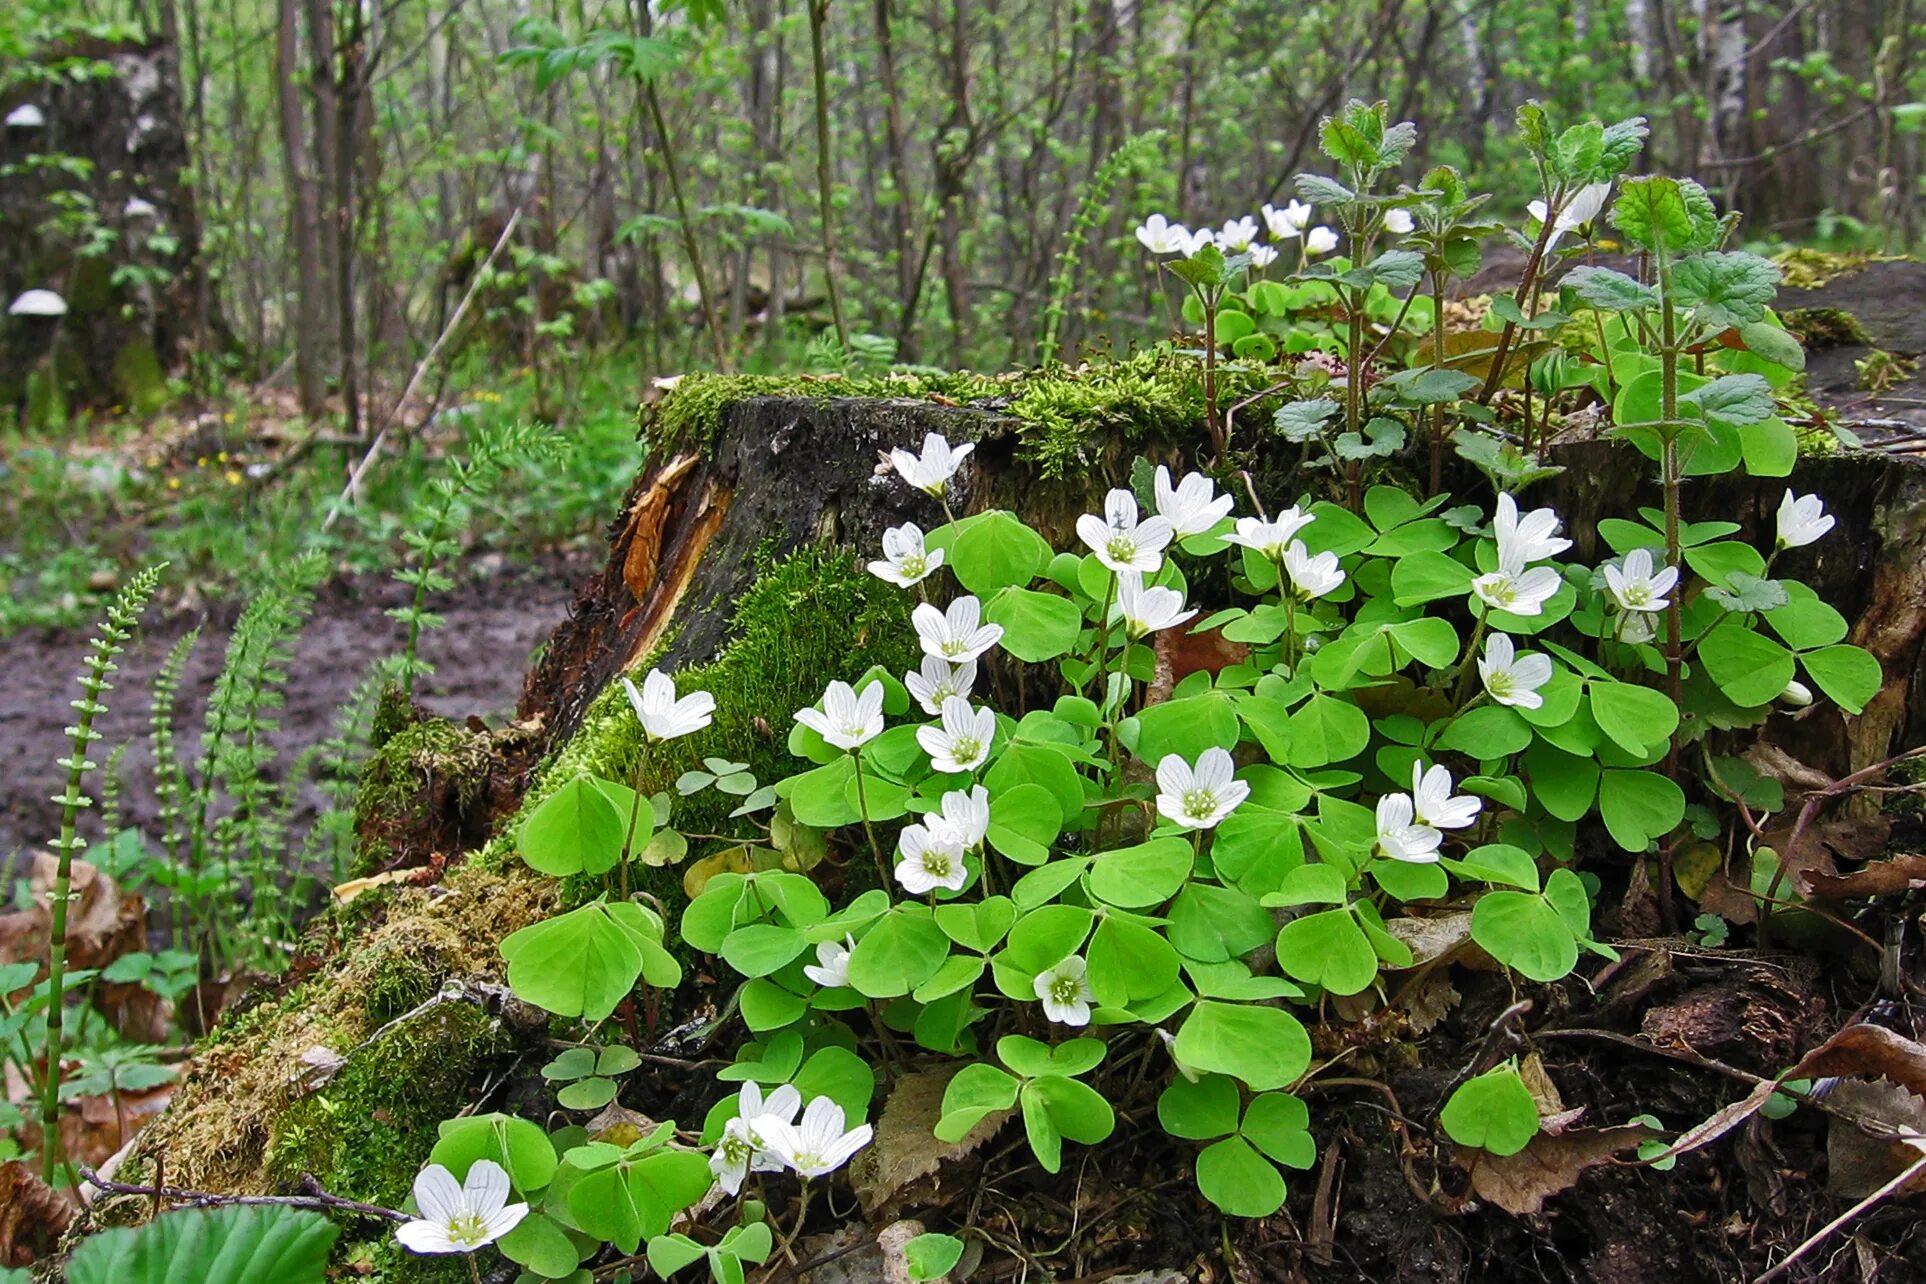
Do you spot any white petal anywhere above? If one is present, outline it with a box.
[395,1220,461,1254]
[411,1164,465,1226]
[462,1159,512,1217]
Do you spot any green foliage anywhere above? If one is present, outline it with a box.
[64,1206,338,1284]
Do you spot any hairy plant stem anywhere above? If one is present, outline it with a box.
[1656,246,1684,934]
[1200,287,1223,457]
[1082,575,1117,700]
[851,751,888,886]
[619,740,654,901]
[1477,187,1564,404]
[1428,268,1449,495]
[1452,610,1492,707]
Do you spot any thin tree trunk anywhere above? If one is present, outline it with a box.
[278,0,328,414]
[807,0,851,347]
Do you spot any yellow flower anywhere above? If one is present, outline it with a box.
[167,477,181,490]
[225,469,243,486]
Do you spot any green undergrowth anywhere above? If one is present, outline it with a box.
[648,350,1277,478]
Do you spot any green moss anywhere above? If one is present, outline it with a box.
[350,716,495,876]
[1781,306,1873,349]
[1773,247,1884,290]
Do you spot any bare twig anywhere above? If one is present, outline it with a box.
[78,1163,408,1223]
[1752,1150,1926,1283]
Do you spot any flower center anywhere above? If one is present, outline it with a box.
[939,637,968,659]
[1181,787,1217,820]
[1048,975,1082,1004]
[1487,672,1514,698]
[1104,533,1137,563]
[1620,584,1653,608]
[920,851,954,879]
[446,1211,491,1249]
[948,735,982,762]
[931,680,959,702]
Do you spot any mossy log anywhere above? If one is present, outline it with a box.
[123,371,1926,1279]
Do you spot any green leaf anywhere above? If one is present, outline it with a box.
[1470,890,1578,982]
[1565,266,1656,312]
[1195,1135,1286,1216]
[1391,551,1475,605]
[431,1112,561,1192]
[500,1213,583,1278]
[1241,1091,1316,1168]
[1801,644,1882,714]
[935,896,1017,953]
[1088,837,1194,909]
[1597,769,1686,852]
[1440,1067,1541,1156]
[501,901,669,1021]
[1276,907,1378,995]
[720,924,808,978]
[1133,692,1240,765]
[1699,626,1796,708]
[903,1233,967,1282]
[520,774,629,876]
[1447,843,1540,892]
[847,909,950,998]
[935,1063,1021,1140]
[1285,693,1370,767]
[1274,398,1340,442]
[1681,373,1775,431]
[1436,706,1531,759]
[1086,915,1181,1006]
[557,1077,619,1110]
[1157,1072,1241,1140]
[949,511,1051,595]
[986,744,1086,826]
[67,1207,339,1284]
[1670,251,1780,328]
[1738,321,1805,372]
[1166,883,1277,962]
[1705,574,1788,614]
[648,1233,711,1278]
[1610,175,1717,253]
[1587,681,1678,756]
[986,587,1083,662]
[1174,1001,1311,1091]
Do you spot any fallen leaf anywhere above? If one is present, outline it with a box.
[1801,852,1926,899]
[1402,975,1461,1035]
[0,1160,72,1266]
[1383,911,1474,968]
[1824,1079,1926,1199]
[1793,1023,1926,1097]
[849,1067,1011,1217]
[1471,1124,1655,1215]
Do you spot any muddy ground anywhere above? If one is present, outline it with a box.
[0,551,595,866]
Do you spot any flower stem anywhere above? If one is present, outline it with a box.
[851,751,889,887]
[1452,610,1491,708]
[618,739,654,901]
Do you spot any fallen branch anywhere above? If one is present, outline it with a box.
[1752,1150,1926,1283]
[78,1163,408,1223]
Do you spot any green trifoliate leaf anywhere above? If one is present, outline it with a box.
[1609,175,1718,253]
[1705,573,1789,614]
[1440,1066,1541,1156]
[1669,251,1781,329]
[1333,417,1405,461]
[1680,373,1775,430]
[1564,266,1656,312]
[1274,397,1340,442]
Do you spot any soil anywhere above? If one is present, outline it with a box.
[0,550,595,866]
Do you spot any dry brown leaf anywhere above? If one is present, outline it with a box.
[1823,1079,1926,1199]
[0,854,153,1040]
[1792,1023,1926,1097]
[0,1159,72,1266]
[1383,911,1473,968]
[1470,1124,1655,1215]
[1402,975,1461,1035]
[1518,1053,1566,1120]
[848,1067,1010,1217]
[1800,852,1926,899]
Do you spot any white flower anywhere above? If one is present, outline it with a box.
[917,696,996,773]
[794,679,886,750]
[1076,488,1175,574]
[395,1160,529,1255]
[1156,1027,1202,1082]
[1154,747,1250,830]
[1135,213,1194,255]
[125,196,157,219]
[1304,226,1340,257]
[1492,492,1571,565]
[1115,570,1197,639]
[4,104,46,129]
[1615,610,1657,644]
[867,522,944,587]
[935,785,990,849]
[1472,556,1563,617]
[1181,227,1216,256]
[8,288,66,318]
[1154,466,1234,538]
[1780,679,1815,707]
[1033,956,1096,1026]
[1528,180,1613,250]
[1603,548,1679,614]
[1282,540,1345,600]
[1411,763,1480,830]
[1215,216,1260,252]
[1776,491,1834,549]
[802,935,856,988]
[912,596,1003,663]
[889,432,974,497]
[709,1082,803,1195]
[1222,507,1316,560]
[1382,207,1415,235]
[1375,793,1443,864]
[1249,243,1279,269]
[905,655,978,715]
[761,1096,874,1179]
[623,670,717,743]
[1262,200,1313,239]
[894,823,969,894]
[1478,633,1553,710]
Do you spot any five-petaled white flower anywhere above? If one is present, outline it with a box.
[1262,200,1313,240]
[868,522,944,587]
[917,696,996,773]
[802,935,856,989]
[1411,763,1480,830]
[890,432,974,497]
[395,1160,529,1255]
[1776,490,1834,549]
[895,822,969,894]
[1077,488,1175,574]
[1282,541,1345,600]
[794,680,886,751]
[1478,633,1553,710]
[1603,548,1678,614]
[1249,243,1280,269]
[1472,556,1563,617]
[1034,955,1096,1026]
[935,785,990,849]
[1115,570,1197,639]
[1616,610,1657,644]
[710,1082,803,1195]
[1304,226,1340,257]
[1154,466,1234,538]
[1375,793,1443,864]
[1154,747,1251,830]
[1492,492,1572,565]
[624,670,717,743]
[1223,508,1317,560]
[760,1096,874,1179]
[1382,207,1415,235]
[1134,213,1194,255]
[905,654,977,715]
[1215,216,1259,252]
[1528,180,1612,251]
[1180,227,1216,256]
[913,596,1004,664]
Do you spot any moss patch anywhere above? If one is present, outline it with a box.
[1781,306,1874,349]
[1773,248,1888,290]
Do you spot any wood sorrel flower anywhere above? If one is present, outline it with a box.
[894,822,969,894]
[1077,488,1174,574]
[1115,570,1197,639]
[1154,747,1250,830]
[916,696,995,773]
[889,432,973,497]
[1033,955,1096,1026]
[1775,490,1834,549]
[1214,215,1259,252]
[913,596,1003,664]
[934,784,990,849]
[793,679,885,750]
[1134,212,1194,255]
[1223,508,1316,560]
[802,935,856,988]
[1492,492,1571,565]
[1602,548,1678,613]
[867,522,944,587]
[623,669,716,743]
[1410,763,1480,830]
[1375,792,1443,864]
[1472,556,1562,616]
[761,1096,873,1178]
[905,654,978,715]
[710,1082,803,1195]
[1153,465,1233,538]
[1478,633,1553,709]
[1304,226,1339,257]
[1528,180,1612,250]
[1282,541,1345,600]
[1262,200,1312,239]
[395,1160,528,1254]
